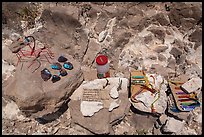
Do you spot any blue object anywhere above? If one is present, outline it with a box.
[180,105,195,111]
[51,65,58,69]
[63,62,73,70]
[51,63,62,70]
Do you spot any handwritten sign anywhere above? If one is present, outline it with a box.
[82,89,101,102]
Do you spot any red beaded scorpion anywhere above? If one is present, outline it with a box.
[10,35,55,72]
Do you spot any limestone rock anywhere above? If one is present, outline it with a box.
[185,63,202,79]
[168,3,202,28]
[33,9,89,62]
[188,27,202,50]
[176,54,186,64]
[2,2,203,135]
[172,39,185,50]
[153,46,168,53]
[82,39,101,66]
[69,77,129,134]
[3,47,83,117]
[144,35,153,44]
[80,101,103,117]
[150,64,175,79]
[158,54,166,62]
[170,47,183,59]
[151,13,170,26]
[194,113,202,124]
[189,28,202,42]
[2,60,15,81]
[94,12,110,34]
[148,28,166,43]
[167,56,176,70]
[81,67,98,81]
[186,46,202,70]
[69,100,110,134]
[2,39,18,66]
[162,117,185,133]
[179,127,197,135]
[113,118,137,135]
[2,2,30,34]
[2,100,20,120]
[127,111,157,131]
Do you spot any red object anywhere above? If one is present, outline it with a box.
[96,55,108,65]
[14,36,54,68]
[178,95,190,98]
[175,87,181,90]
[105,71,110,77]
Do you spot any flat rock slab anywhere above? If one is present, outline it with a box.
[162,117,185,133]
[69,77,130,134]
[3,46,83,117]
[126,110,158,131]
[69,100,111,134]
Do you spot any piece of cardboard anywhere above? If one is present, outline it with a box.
[168,81,199,112]
[130,70,149,102]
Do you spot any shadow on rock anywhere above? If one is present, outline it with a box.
[130,105,161,118]
[35,99,70,124]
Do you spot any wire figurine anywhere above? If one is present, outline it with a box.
[9,35,55,73]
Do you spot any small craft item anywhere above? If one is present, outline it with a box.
[129,70,157,109]
[9,35,55,67]
[59,69,67,76]
[58,55,68,62]
[41,68,52,81]
[168,80,200,112]
[63,62,73,70]
[51,75,61,83]
[51,62,62,70]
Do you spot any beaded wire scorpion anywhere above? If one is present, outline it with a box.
[10,36,55,73]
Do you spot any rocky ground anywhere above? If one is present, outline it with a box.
[2,2,202,135]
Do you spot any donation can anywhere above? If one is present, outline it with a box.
[96,54,110,79]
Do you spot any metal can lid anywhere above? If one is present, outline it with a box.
[96,55,108,65]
